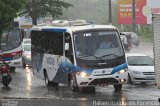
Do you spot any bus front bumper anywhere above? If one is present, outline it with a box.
[7,58,22,67]
[76,72,128,87]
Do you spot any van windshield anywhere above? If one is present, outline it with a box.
[74,30,124,61]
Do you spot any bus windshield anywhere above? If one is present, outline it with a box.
[74,30,124,61]
[1,28,21,51]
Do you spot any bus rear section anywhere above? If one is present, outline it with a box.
[31,21,128,92]
[0,28,23,71]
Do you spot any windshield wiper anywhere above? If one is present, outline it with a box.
[78,55,104,61]
[99,54,120,59]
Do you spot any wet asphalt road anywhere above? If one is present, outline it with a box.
[0,42,159,106]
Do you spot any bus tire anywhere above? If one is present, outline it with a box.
[114,84,122,91]
[44,72,52,87]
[128,73,133,84]
[22,58,26,68]
[23,62,26,69]
[51,82,59,87]
[44,71,59,87]
[70,76,79,92]
[10,67,16,72]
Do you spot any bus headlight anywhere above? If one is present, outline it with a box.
[26,55,31,58]
[76,71,91,77]
[117,69,127,74]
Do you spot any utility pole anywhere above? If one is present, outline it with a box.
[132,0,136,32]
[86,0,88,20]
[109,0,112,24]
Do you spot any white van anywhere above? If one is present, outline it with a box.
[31,20,128,92]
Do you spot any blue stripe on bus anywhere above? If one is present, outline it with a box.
[41,28,67,32]
[58,62,93,74]
[59,62,128,75]
[111,63,128,74]
[2,57,13,61]
[59,62,80,72]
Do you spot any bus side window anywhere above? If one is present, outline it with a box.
[65,33,73,63]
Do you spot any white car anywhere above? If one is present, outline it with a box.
[126,53,155,83]
[22,39,31,68]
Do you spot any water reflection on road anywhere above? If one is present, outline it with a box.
[0,42,159,106]
[0,67,158,101]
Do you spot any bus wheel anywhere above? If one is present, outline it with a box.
[114,84,122,91]
[70,76,79,92]
[44,72,52,87]
[23,62,26,69]
[128,74,133,84]
[10,67,16,72]
[44,72,58,87]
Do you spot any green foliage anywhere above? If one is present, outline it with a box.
[0,0,26,49]
[115,24,153,43]
[20,0,72,25]
[0,0,26,30]
[139,27,153,43]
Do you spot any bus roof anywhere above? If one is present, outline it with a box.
[32,21,117,33]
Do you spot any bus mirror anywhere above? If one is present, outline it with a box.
[65,43,69,50]
[120,32,125,35]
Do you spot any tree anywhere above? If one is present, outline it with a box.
[0,0,26,30]
[21,0,72,25]
[0,0,26,49]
